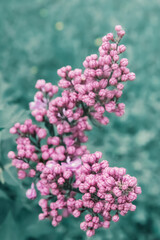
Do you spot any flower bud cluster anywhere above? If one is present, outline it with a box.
[74,153,141,235]
[8,25,141,237]
[8,119,48,181]
[57,26,135,124]
[30,79,58,122]
[36,152,141,236]
[47,90,92,143]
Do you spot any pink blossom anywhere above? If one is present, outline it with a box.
[26,183,37,200]
[8,25,140,238]
[62,157,82,171]
[29,97,48,111]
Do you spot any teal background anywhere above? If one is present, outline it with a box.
[0,0,160,239]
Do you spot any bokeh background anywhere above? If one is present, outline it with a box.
[0,0,160,239]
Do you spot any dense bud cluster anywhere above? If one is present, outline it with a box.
[75,153,141,236]
[57,25,135,125]
[30,80,58,122]
[8,26,141,237]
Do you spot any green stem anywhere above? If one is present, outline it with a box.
[44,118,55,137]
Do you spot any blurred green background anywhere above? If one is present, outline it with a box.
[0,0,160,239]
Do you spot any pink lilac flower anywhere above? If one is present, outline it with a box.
[8,25,141,237]
[26,183,37,199]
[61,156,82,171]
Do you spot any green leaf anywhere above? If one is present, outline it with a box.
[0,212,21,240]
[45,120,55,137]
[0,197,10,225]
[0,105,30,129]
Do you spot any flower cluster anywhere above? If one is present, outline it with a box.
[57,25,135,125]
[30,80,58,122]
[8,119,47,180]
[75,153,141,236]
[8,25,141,237]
